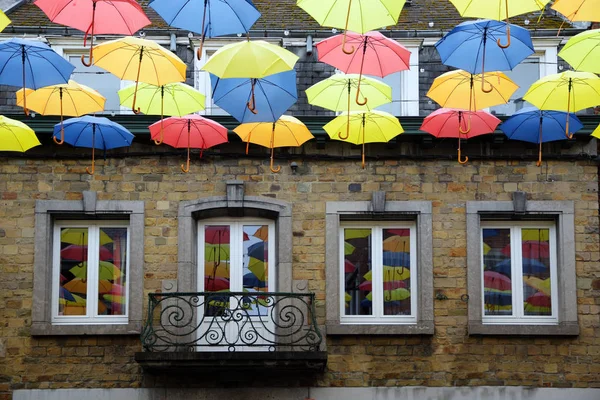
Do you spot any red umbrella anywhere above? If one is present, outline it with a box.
[149,115,228,173]
[204,276,230,291]
[344,259,356,273]
[61,245,112,261]
[526,292,551,308]
[420,108,500,164]
[204,226,248,244]
[34,0,151,67]
[484,270,511,291]
[358,280,407,291]
[502,241,549,259]
[315,31,410,110]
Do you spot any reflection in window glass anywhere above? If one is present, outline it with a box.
[98,227,127,316]
[522,228,551,316]
[243,225,269,316]
[482,228,512,316]
[58,227,88,316]
[344,228,372,316]
[204,226,231,316]
[382,229,411,316]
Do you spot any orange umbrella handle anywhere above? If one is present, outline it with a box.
[131,48,144,114]
[196,0,209,61]
[270,124,280,173]
[339,89,351,140]
[246,79,258,114]
[361,115,366,169]
[270,149,281,173]
[566,84,574,139]
[480,36,493,93]
[497,1,511,49]
[81,4,96,67]
[355,51,368,106]
[181,120,191,173]
[154,87,164,145]
[458,113,471,134]
[341,0,355,55]
[21,46,29,116]
[458,148,468,164]
[537,119,543,167]
[86,125,96,175]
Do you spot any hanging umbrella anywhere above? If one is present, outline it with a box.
[0,10,11,32]
[427,69,519,112]
[252,226,269,241]
[449,0,549,48]
[592,124,600,139]
[484,270,511,291]
[315,31,410,106]
[324,110,403,169]
[484,290,512,306]
[233,115,314,173]
[297,0,406,54]
[522,71,600,138]
[69,261,122,280]
[420,108,501,164]
[435,20,534,93]
[495,258,548,276]
[204,276,230,291]
[306,74,392,139]
[364,267,410,282]
[60,244,113,261]
[524,276,552,296]
[526,292,551,308]
[502,240,550,259]
[149,115,228,173]
[382,252,410,267]
[499,107,583,166]
[204,226,249,244]
[247,242,267,261]
[551,0,600,23]
[34,0,151,66]
[0,116,40,152]
[63,278,113,294]
[60,228,113,246]
[16,80,106,145]
[0,38,75,115]
[202,39,299,79]
[359,280,407,291]
[210,70,298,123]
[59,287,76,302]
[248,257,267,282]
[150,0,261,59]
[558,29,600,74]
[53,116,134,175]
[92,37,187,113]
[243,272,266,289]
[119,82,206,145]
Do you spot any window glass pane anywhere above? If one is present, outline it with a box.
[371,72,402,116]
[98,227,127,316]
[381,229,411,315]
[522,228,552,316]
[204,226,231,316]
[68,55,120,114]
[58,227,88,316]
[344,228,372,316]
[482,228,512,316]
[490,59,540,116]
[243,225,269,316]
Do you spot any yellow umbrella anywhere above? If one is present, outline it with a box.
[0,116,40,152]
[202,40,299,79]
[0,10,11,33]
[118,82,205,145]
[591,124,600,139]
[522,228,550,241]
[449,0,549,48]
[60,228,113,246]
[345,242,355,255]
[382,235,410,252]
[248,257,267,282]
[364,266,410,282]
[69,261,122,280]
[344,229,372,240]
[306,74,392,139]
[524,276,552,296]
[234,115,314,173]
[92,37,187,113]
[552,0,600,23]
[16,80,106,145]
[297,0,405,54]
[558,29,600,74]
[252,226,269,241]
[323,110,403,169]
[523,71,600,138]
[366,288,411,302]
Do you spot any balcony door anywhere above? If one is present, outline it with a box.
[197,219,276,350]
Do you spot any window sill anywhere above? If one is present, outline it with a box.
[468,321,579,336]
[31,321,141,336]
[326,321,434,335]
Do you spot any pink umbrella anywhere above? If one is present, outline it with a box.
[502,241,549,259]
[204,226,249,244]
[359,280,407,291]
[484,270,511,291]
[526,292,551,308]
[204,276,230,291]
[420,108,500,164]
[34,0,151,66]
[315,31,410,107]
[344,260,356,273]
[61,245,112,261]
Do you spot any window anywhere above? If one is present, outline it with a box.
[32,192,144,335]
[341,223,417,324]
[325,197,433,335]
[481,222,557,325]
[52,221,129,325]
[466,199,578,336]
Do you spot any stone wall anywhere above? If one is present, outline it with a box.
[0,141,599,399]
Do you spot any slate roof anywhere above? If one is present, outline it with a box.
[6,0,565,33]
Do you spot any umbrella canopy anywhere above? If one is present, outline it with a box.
[484,271,511,291]
[435,19,534,92]
[324,110,403,168]
[248,257,267,281]
[64,278,113,294]
[149,115,228,173]
[364,267,410,282]
[551,0,600,23]
[233,115,314,173]
[34,0,151,67]
[16,80,106,145]
[524,276,552,296]
[297,0,405,54]
[92,37,187,113]
[420,108,501,164]
[60,244,113,262]
[53,116,134,175]
[0,38,75,115]
[0,116,40,152]
[204,276,230,291]
[307,74,392,139]
[558,29,600,74]
[427,70,518,111]
[243,272,266,289]
[494,258,548,276]
[522,71,600,138]
[526,292,551,308]
[60,228,113,246]
[210,70,298,123]
[382,252,410,267]
[382,234,410,252]
[150,0,261,60]
[69,261,122,280]
[592,124,600,139]
[499,107,584,165]
[359,280,407,291]
[0,10,10,32]
[204,226,248,244]
[202,40,299,79]
[503,240,550,259]
[119,82,206,145]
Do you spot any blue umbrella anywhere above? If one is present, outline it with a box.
[499,107,583,166]
[435,20,533,92]
[382,252,411,268]
[493,258,548,276]
[484,290,512,307]
[247,241,266,261]
[60,287,76,302]
[150,0,261,59]
[210,70,297,124]
[0,38,74,114]
[53,116,134,175]
[243,272,266,288]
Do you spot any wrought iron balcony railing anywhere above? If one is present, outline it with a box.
[140,292,323,352]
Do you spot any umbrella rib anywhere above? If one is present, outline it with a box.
[0,49,21,77]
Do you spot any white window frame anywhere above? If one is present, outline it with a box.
[480,221,558,326]
[51,220,130,325]
[339,222,417,325]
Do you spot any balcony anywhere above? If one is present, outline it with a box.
[135,292,327,374]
